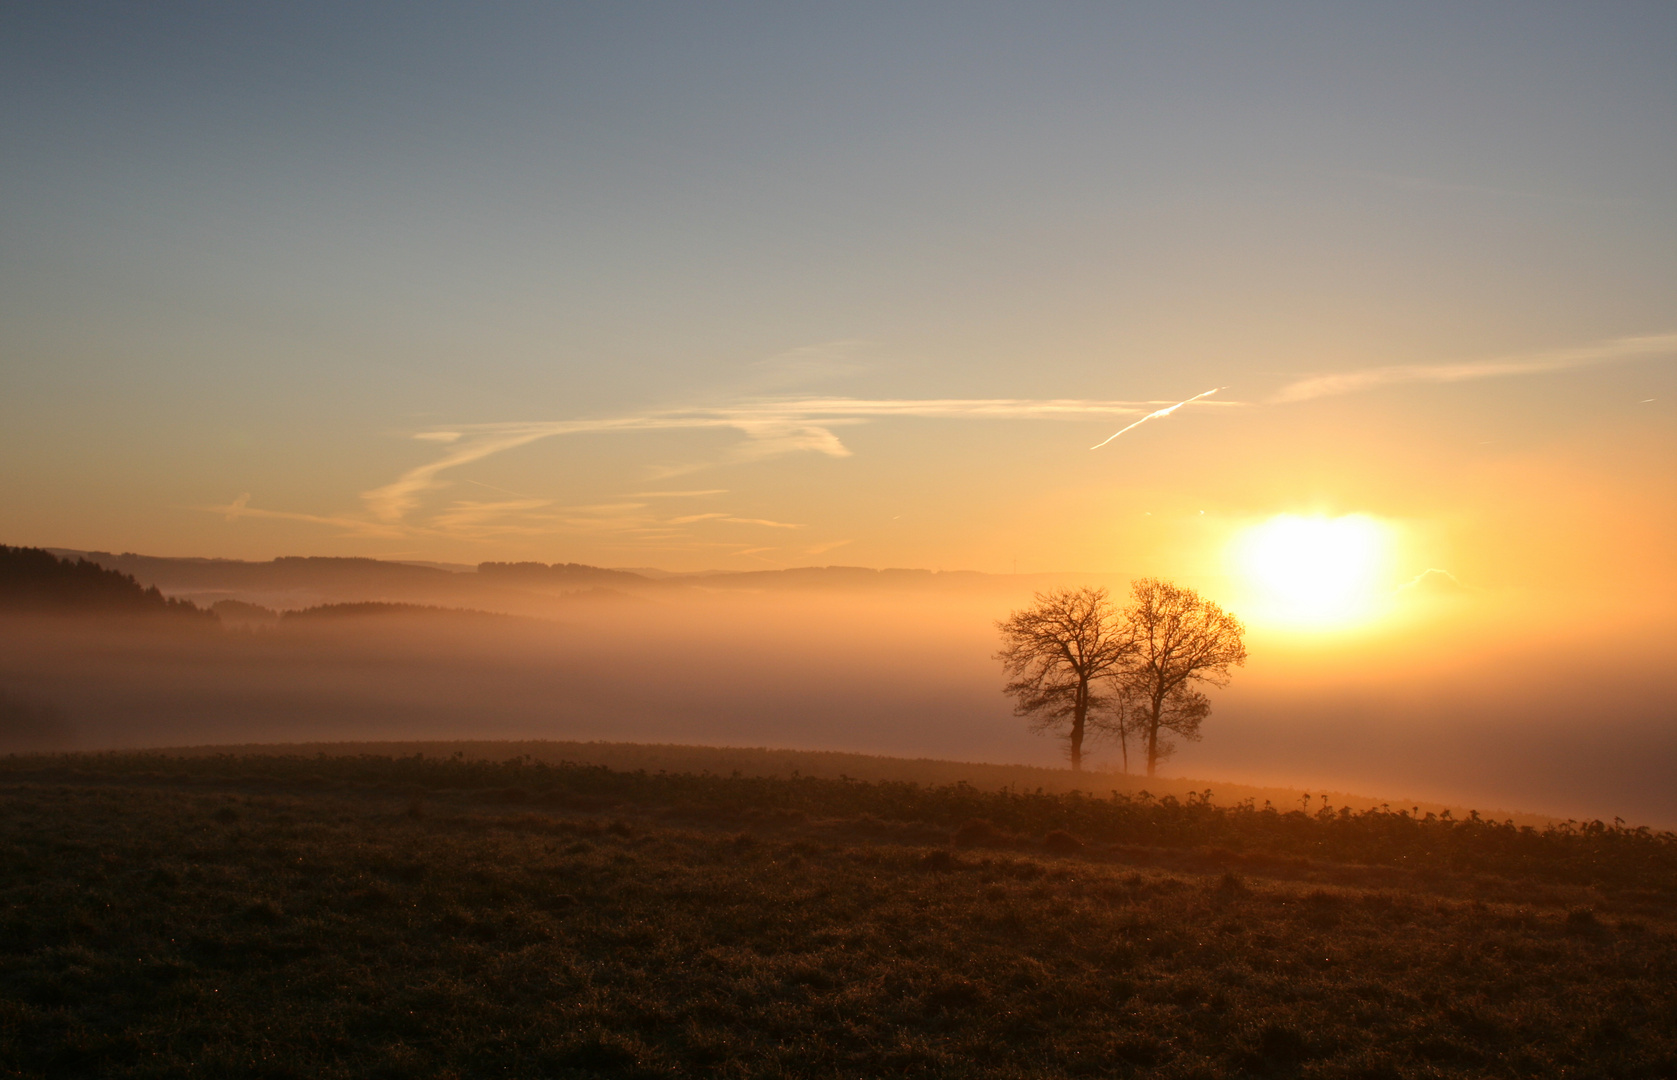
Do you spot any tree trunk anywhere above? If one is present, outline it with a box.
[1145,695,1162,777]
[1069,679,1087,771]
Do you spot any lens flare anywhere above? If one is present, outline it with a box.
[1232,514,1393,626]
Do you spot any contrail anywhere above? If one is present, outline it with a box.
[1090,388,1222,449]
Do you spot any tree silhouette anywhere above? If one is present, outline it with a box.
[997,578,1245,775]
[0,545,208,617]
[995,587,1134,771]
[1119,578,1245,776]
[1088,679,1150,774]
[1124,683,1210,773]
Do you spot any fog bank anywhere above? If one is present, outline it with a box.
[1,564,1671,826]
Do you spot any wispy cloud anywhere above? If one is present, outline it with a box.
[359,396,1202,525]
[205,328,1677,559]
[1273,333,1677,404]
[362,426,567,522]
[1090,388,1223,449]
[206,493,408,539]
[207,395,1236,547]
[723,517,804,529]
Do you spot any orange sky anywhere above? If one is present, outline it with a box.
[0,5,1672,626]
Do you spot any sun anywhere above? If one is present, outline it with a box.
[1231,514,1393,627]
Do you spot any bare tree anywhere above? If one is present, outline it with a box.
[1119,578,1246,776]
[1131,684,1210,772]
[1089,680,1147,774]
[1088,679,1208,774]
[995,587,1134,771]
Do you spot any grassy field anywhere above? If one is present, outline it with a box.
[153,740,1559,826]
[1,750,1673,1079]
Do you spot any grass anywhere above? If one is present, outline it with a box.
[152,739,1563,825]
[1,750,1673,1078]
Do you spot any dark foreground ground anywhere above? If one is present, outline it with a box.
[1,752,1673,1079]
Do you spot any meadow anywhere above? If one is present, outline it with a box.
[155,740,1539,824]
[1,748,1673,1079]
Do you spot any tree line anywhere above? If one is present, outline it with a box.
[0,545,209,617]
[996,579,1245,774]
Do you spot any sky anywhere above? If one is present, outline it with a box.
[2,2,1673,602]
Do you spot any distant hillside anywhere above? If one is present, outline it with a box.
[54,550,537,612]
[682,565,1007,592]
[279,601,525,623]
[52,547,1085,614]
[476,561,658,590]
[484,560,1060,594]
[0,545,209,617]
[209,598,280,627]
[56,552,464,592]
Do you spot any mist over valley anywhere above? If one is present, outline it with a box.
[4,546,1670,827]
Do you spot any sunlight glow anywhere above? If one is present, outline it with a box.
[1232,514,1394,627]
